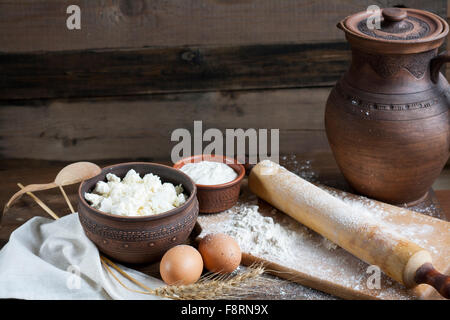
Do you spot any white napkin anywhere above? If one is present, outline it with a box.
[0,213,166,300]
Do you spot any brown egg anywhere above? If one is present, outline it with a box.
[198,233,241,274]
[159,245,203,285]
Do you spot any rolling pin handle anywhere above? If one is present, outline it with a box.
[414,263,450,299]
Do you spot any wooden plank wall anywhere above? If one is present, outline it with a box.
[0,0,447,163]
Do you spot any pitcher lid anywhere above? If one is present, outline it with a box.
[339,8,448,54]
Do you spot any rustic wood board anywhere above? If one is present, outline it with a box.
[197,180,450,300]
[0,43,350,100]
[0,0,444,53]
[2,88,449,167]
[0,1,445,100]
[0,89,331,160]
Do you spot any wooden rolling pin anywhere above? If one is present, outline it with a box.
[248,160,450,299]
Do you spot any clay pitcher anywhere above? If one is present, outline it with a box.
[325,8,450,205]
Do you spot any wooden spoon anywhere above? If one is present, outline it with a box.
[4,162,102,211]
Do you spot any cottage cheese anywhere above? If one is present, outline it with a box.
[84,169,187,217]
[180,161,238,185]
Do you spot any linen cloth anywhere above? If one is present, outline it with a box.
[0,213,166,300]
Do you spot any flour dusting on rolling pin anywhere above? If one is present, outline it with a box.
[180,161,237,185]
[247,160,450,298]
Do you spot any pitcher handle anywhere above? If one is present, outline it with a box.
[431,53,450,153]
[430,52,450,84]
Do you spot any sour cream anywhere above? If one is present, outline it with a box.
[180,161,238,185]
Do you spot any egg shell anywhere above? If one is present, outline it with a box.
[159,245,203,285]
[198,233,241,274]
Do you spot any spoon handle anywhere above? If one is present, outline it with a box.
[4,182,58,211]
[59,185,75,213]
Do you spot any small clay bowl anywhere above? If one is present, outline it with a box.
[173,155,245,213]
[77,162,199,264]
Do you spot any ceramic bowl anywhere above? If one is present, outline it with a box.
[77,162,199,264]
[173,155,245,213]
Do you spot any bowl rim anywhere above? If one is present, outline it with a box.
[172,154,246,189]
[78,162,198,221]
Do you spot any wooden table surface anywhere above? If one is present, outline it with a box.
[0,155,448,299]
[0,154,450,247]
[1,154,449,248]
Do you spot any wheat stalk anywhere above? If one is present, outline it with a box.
[103,254,266,300]
[151,264,266,300]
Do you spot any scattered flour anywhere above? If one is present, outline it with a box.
[201,198,418,299]
[221,203,310,261]
[199,158,446,299]
[321,237,338,251]
[281,155,317,182]
[200,182,443,299]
